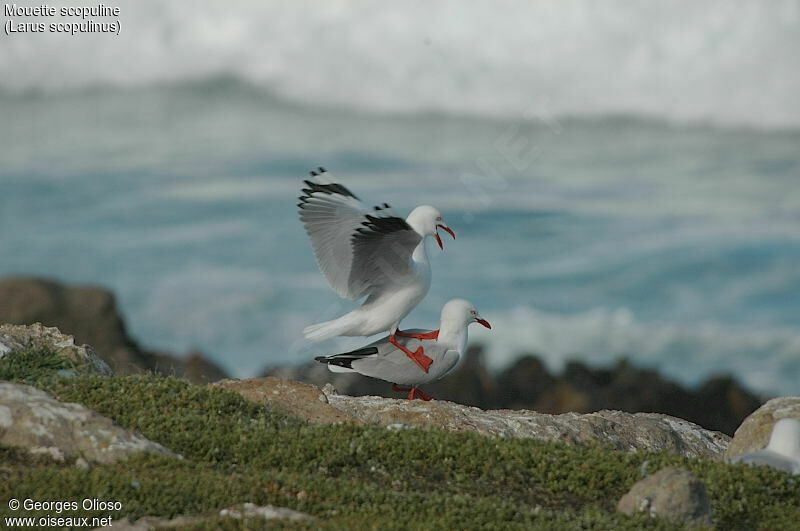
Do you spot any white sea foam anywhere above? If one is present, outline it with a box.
[1,1,798,128]
[469,304,800,395]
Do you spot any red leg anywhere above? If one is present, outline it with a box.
[392,383,411,394]
[408,387,433,401]
[396,329,440,340]
[392,384,432,401]
[389,333,432,373]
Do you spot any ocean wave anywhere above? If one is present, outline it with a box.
[2,1,798,129]
[470,304,800,396]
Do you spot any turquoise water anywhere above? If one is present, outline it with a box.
[1,83,799,395]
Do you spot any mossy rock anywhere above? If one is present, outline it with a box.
[0,361,798,528]
[0,323,112,379]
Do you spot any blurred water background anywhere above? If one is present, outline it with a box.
[1,1,799,394]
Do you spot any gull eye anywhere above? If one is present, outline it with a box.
[436,216,442,221]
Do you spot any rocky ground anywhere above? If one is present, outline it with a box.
[266,345,763,436]
[1,324,799,529]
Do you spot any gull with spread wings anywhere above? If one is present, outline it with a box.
[298,167,455,372]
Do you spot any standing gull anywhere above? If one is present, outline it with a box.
[315,299,490,400]
[298,168,455,373]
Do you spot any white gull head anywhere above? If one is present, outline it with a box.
[406,205,455,250]
[440,299,491,333]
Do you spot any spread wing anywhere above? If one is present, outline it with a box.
[298,169,417,300]
[348,214,422,295]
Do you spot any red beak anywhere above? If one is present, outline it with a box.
[437,224,456,240]
[435,224,454,250]
[475,318,491,329]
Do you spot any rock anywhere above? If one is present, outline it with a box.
[103,516,204,530]
[0,277,144,372]
[617,467,714,527]
[264,349,761,435]
[102,503,313,530]
[728,416,800,475]
[211,377,362,425]
[325,391,730,458]
[266,361,390,398]
[145,350,229,384]
[219,502,314,521]
[220,377,729,458]
[0,276,228,383]
[726,396,800,460]
[0,382,178,464]
[0,323,112,376]
[178,352,229,384]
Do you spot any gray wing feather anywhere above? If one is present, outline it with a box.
[352,333,459,385]
[349,215,422,294]
[298,176,411,300]
[299,197,364,299]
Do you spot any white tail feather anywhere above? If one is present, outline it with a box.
[327,364,354,373]
[303,312,359,342]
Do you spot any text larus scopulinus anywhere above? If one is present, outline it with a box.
[314,299,490,400]
[729,418,800,475]
[298,168,455,373]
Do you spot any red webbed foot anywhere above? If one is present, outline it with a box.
[391,384,433,401]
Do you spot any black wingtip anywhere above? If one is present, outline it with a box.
[298,178,359,200]
[314,356,327,362]
[383,203,390,208]
[309,171,318,177]
[318,166,326,173]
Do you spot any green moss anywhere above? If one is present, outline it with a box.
[1,372,798,529]
[0,348,76,384]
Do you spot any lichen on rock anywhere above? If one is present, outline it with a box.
[0,323,112,376]
[0,382,177,464]
[726,396,800,460]
[217,376,730,459]
[211,377,362,425]
[617,467,714,527]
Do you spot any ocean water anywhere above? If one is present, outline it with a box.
[1,2,799,395]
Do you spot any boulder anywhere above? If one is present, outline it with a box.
[0,277,144,372]
[617,467,714,527]
[219,502,314,521]
[0,323,112,376]
[264,349,761,435]
[0,276,227,383]
[219,378,730,458]
[0,382,177,464]
[728,418,800,475]
[211,377,362,425]
[726,396,800,460]
[103,503,313,530]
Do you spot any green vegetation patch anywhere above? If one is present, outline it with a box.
[1,359,798,529]
[0,348,76,384]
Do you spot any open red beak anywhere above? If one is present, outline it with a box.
[437,224,456,240]
[435,224,455,250]
[475,318,491,329]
